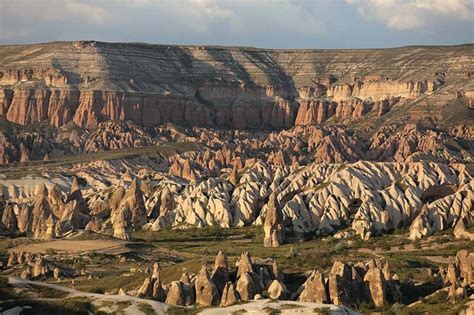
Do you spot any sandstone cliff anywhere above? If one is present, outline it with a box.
[1,42,473,129]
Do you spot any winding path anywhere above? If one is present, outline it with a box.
[7,276,169,314]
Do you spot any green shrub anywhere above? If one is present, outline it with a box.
[137,303,155,315]
[90,287,104,294]
[313,306,331,315]
[381,243,391,251]
[413,240,422,250]
[334,240,348,252]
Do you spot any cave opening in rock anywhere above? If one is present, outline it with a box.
[349,198,362,213]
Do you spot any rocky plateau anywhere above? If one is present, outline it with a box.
[0,41,473,314]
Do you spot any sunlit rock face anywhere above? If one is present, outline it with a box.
[0,42,472,244]
[0,42,472,130]
[1,158,472,244]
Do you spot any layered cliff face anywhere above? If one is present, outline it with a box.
[0,88,298,129]
[0,41,473,129]
[0,68,68,87]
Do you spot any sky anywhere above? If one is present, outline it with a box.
[0,0,473,49]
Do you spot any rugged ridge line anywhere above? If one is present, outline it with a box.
[1,41,473,129]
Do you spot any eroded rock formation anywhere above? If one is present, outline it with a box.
[263,194,284,248]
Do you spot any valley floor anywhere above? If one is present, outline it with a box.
[1,228,473,314]
[2,276,357,315]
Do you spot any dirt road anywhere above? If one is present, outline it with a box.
[8,239,129,254]
[8,276,169,314]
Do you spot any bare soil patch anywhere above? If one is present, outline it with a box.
[9,239,129,254]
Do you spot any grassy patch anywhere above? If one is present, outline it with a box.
[263,306,282,315]
[1,296,95,315]
[115,301,132,312]
[313,306,331,315]
[29,285,70,299]
[137,303,156,315]
[75,273,145,293]
[400,289,469,315]
[166,306,200,315]
[383,251,438,281]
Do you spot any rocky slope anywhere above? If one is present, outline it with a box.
[0,119,473,166]
[0,42,472,243]
[1,41,474,314]
[0,41,473,130]
[1,157,473,242]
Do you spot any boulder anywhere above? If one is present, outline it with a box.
[298,270,329,303]
[211,251,229,294]
[165,281,185,306]
[43,214,56,240]
[453,219,474,241]
[136,276,153,298]
[21,266,32,279]
[254,293,264,300]
[236,272,257,301]
[152,275,166,302]
[263,194,284,248]
[455,250,473,285]
[267,279,287,300]
[112,206,131,240]
[179,271,196,306]
[236,252,254,278]
[220,282,240,307]
[53,267,61,279]
[7,252,15,267]
[195,265,220,306]
[363,264,386,308]
[328,261,352,306]
[2,204,18,231]
[32,256,45,278]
